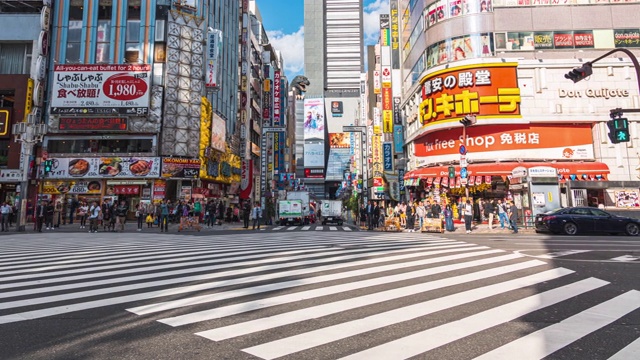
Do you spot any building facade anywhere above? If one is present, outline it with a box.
[399,0,640,215]
[303,0,364,199]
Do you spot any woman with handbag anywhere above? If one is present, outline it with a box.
[78,201,89,229]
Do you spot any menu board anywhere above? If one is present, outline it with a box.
[161,158,201,179]
[44,157,160,179]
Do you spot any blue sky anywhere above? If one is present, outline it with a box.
[256,0,390,79]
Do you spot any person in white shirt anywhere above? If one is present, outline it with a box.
[0,202,11,232]
[251,202,262,230]
[88,201,101,233]
[463,199,474,234]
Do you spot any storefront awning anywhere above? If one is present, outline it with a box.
[404,162,610,180]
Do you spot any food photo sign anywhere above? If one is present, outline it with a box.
[161,158,201,179]
[43,157,160,179]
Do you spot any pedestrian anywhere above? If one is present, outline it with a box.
[115,200,128,232]
[431,200,442,219]
[497,199,508,229]
[53,201,62,228]
[242,201,251,228]
[194,199,202,222]
[88,201,101,233]
[485,199,495,230]
[406,202,415,231]
[251,202,262,230]
[359,204,367,228]
[366,201,374,230]
[78,201,89,229]
[508,200,519,234]
[444,204,455,232]
[45,201,54,230]
[136,203,146,231]
[416,201,426,231]
[69,196,78,225]
[463,199,473,234]
[36,200,47,232]
[373,202,380,229]
[160,199,170,232]
[0,202,11,231]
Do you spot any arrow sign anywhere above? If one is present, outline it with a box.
[610,255,640,262]
[460,167,468,179]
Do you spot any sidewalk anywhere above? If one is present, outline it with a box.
[0,220,247,235]
[357,222,536,234]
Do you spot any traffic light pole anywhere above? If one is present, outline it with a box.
[587,48,640,91]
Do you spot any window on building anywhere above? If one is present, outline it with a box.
[125,0,142,63]
[96,1,113,63]
[47,138,154,154]
[0,44,31,74]
[66,0,84,63]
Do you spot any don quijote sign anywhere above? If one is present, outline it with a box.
[50,64,151,115]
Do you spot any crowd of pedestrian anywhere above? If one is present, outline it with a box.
[359,197,520,234]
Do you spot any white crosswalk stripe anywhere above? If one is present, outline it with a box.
[1,231,638,359]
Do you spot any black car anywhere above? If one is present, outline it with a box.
[535,207,640,236]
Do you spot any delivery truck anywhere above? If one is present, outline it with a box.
[278,200,304,226]
[286,191,311,224]
[320,200,343,225]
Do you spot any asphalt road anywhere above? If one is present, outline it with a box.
[0,231,638,360]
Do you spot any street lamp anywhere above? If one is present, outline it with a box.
[12,115,46,231]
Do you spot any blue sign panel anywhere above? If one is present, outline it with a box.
[383,142,393,171]
[393,125,404,154]
[460,167,468,179]
[459,144,467,155]
[398,168,405,194]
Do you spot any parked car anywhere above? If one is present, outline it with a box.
[535,207,640,236]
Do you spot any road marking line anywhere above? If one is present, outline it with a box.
[474,290,640,360]
[196,259,548,340]
[287,227,297,231]
[330,227,338,231]
[609,337,640,360]
[243,270,596,360]
[301,226,310,230]
[610,255,640,262]
[272,227,284,231]
[343,227,352,231]
[315,226,323,231]
[136,247,497,319]
[537,250,591,259]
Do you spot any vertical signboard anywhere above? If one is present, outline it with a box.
[382,87,393,133]
[262,63,272,127]
[373,70,381,94]
[205,29,222,89]
[273,70,281,126]
[383,142,393,171]
[390,0,400,69]
[239,0,252,199]
[372,134,383,185]
[393,125,404,154]
[379,14,390,46]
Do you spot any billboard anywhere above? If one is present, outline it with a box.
[329,133,350,148]
[303,98,325,140]
[210,112,226,152]
[419,63,521,125]
[43,156,160,179]
[304,143,325,168]
[50,64,151,115]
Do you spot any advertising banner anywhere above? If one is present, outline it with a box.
[210,112,226,152]
[239,159,252,199]
[44,157,160,179]
[326,148,351,181]
[50,64,151,115]
[303,98,325,140]
[304,143,325,167]
[614,29,640,48]
[372,134,383,179]
[161,158,201,179]
[329,133,350,148]
[373,70,381,94]
[419,63,521,125]
[273,70,281,125]
[390,0,400,69]
[58,117,128,131]
[414,124,594,164]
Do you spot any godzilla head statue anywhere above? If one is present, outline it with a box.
[290,75,310,100]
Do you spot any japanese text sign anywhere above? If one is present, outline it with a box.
[383,142,393,171]
[50,64,151,115]
[419,63,521,125]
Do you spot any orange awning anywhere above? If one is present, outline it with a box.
[404,162,610,180]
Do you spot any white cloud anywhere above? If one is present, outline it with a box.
[363,0,390,45]
[267,26,305,79]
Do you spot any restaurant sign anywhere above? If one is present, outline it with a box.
[41,180,102,194]
[419,63,521,125]
[161,158,201,179]
[43,157,160,179]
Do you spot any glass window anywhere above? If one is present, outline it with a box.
[589,209,611,217]
[66,1,84,64]
[96,1,112,64]
[47,138,154,154]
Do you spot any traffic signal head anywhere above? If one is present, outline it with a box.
[564,64,593,83]
[459,115,477,127]
[607,118,630,144]
[43,159,53,173]
[448,166,455,178]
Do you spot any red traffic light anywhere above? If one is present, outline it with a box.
[564,64,593,83]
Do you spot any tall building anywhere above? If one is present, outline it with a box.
[400,1,640,214]
[303,0,364,198]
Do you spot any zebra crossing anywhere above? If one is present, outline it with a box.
[269,225,354,231]
[0,232,639,359]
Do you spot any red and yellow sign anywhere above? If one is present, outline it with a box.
[419,63,521,125]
